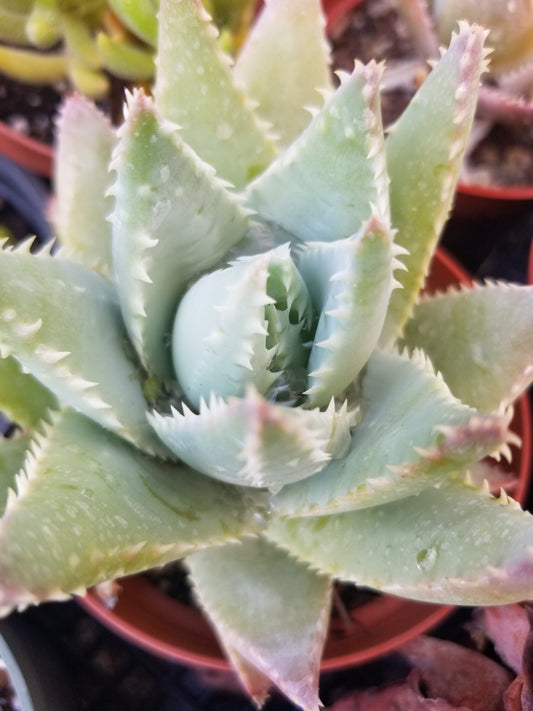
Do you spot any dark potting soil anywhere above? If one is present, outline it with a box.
[0,73,65,146]
[0,71,131,146]
[329,0,533,189]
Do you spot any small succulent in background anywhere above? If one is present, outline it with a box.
[394,0,533,183]
[1,1,533,710]
[0,0,155,99]
[0,0,255,99]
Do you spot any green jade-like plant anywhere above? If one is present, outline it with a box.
[0,0,254,98]
[1,1,533,709]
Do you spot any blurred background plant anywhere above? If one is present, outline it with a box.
[0,0,256,100]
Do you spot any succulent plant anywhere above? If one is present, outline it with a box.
[0,0,254,99]
[1,1,533,709]
[394,0,533,180]
[0,0,156,99]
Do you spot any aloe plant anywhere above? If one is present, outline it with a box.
[1,2,533,709]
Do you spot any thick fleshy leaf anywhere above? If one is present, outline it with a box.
[271,349,513,517]
[401,282,533,412]
[149,389,356,490]
[96,33,155,81]
[0,5,29,45]
[110,89,249,380]
[108,0,158,46]
[51,95,116,277]
[267,480,533,606]
[245,60,389,243]
[0,410,265,612]
[296,212,396,408]
[0,245,165,456]
[187,537,331,711]
[172,246,313,409]
[0,356,57,429]
[0,434,31,514]
[154,0,276,188]
[233,0,332,148]
[221,647,272,708]
[380,22,488,344]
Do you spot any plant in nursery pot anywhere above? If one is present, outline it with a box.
[2,2,533,710]
[0,0,257,177]
[0,0,156,177]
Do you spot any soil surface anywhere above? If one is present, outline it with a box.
[0,72,130,146]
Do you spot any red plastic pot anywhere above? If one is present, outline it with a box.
[453,182,533,220]
[79,247,532,672]
[0,122,53,179]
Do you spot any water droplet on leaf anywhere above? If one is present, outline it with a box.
[416,546,437,572]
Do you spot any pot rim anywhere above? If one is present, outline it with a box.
[0,122,53,179]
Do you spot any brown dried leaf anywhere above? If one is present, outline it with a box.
[480,605,530,674]
[504,676,525,711]
[400,635,513,711]
[326,670,469,710]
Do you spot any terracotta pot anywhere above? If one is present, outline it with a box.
[79,247,533,672]
[0,122,53,179]
[453,183,533,220]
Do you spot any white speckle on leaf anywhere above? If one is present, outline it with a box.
[216,123,233,140]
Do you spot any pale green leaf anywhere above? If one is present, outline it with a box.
[267,481,533,606]
[381,22,487,344]
[110,89,249,380]
[233,0,332,148]
[0,356,57,429]
[172,246,313,409]
[401,282,533,412]
[149,388,356,490]
[272,349,512,517]
[245,60,389,242]
[0,246,165,456]
[187,537,331,711]
[154,0,276,188]
[0,410,265,611]
[52,95,115,277]
[108,0,158,46]
[297,213,396,408]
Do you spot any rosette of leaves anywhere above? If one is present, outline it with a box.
[1,2,533,709]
